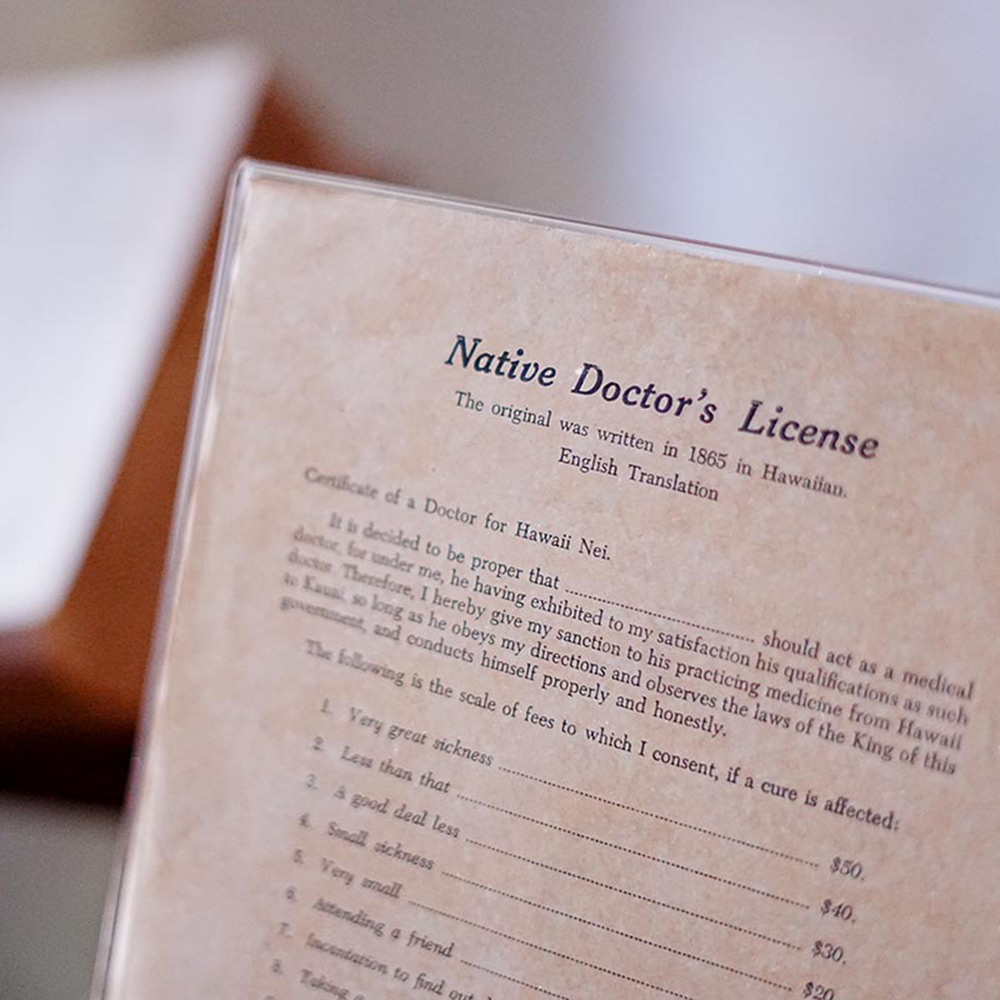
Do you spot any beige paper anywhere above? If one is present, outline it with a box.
[98,164,1000,1000]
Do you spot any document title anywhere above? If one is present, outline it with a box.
[444,334,880,459]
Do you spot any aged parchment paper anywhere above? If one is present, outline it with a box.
[99,165,1000,1000]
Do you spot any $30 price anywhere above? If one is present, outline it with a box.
[813,940,845,963]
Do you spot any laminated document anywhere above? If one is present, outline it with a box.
[96,162,1000,999]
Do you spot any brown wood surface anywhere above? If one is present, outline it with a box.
[0,81,379,803]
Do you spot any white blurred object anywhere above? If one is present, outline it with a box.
[0,45,265,635]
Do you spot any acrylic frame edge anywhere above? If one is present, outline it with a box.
[89,159,255,999]
[239,158,1000,310]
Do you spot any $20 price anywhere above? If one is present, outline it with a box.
[803,984,835,1000]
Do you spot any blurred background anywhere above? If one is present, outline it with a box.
[2,4,999,998]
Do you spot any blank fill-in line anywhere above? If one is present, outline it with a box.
[467,838,801,950]
[457,794,810,910]
[499,765,818,868]
[564,587,756,644]
[442,870,793,992]
[412,900,699,1000]
[460,960,578,1000]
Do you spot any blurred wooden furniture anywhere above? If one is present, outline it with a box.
[0,82,375,804]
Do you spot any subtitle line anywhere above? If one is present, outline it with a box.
[498,764,819,867]
[457,794,810,909]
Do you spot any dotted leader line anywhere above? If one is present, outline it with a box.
[564,587,756,644]
[498,765,818,868]
[457,794,810,910]
[466,838,801,950]
[442,870,792,992]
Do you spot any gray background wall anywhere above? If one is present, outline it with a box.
[4,2,1000,290]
